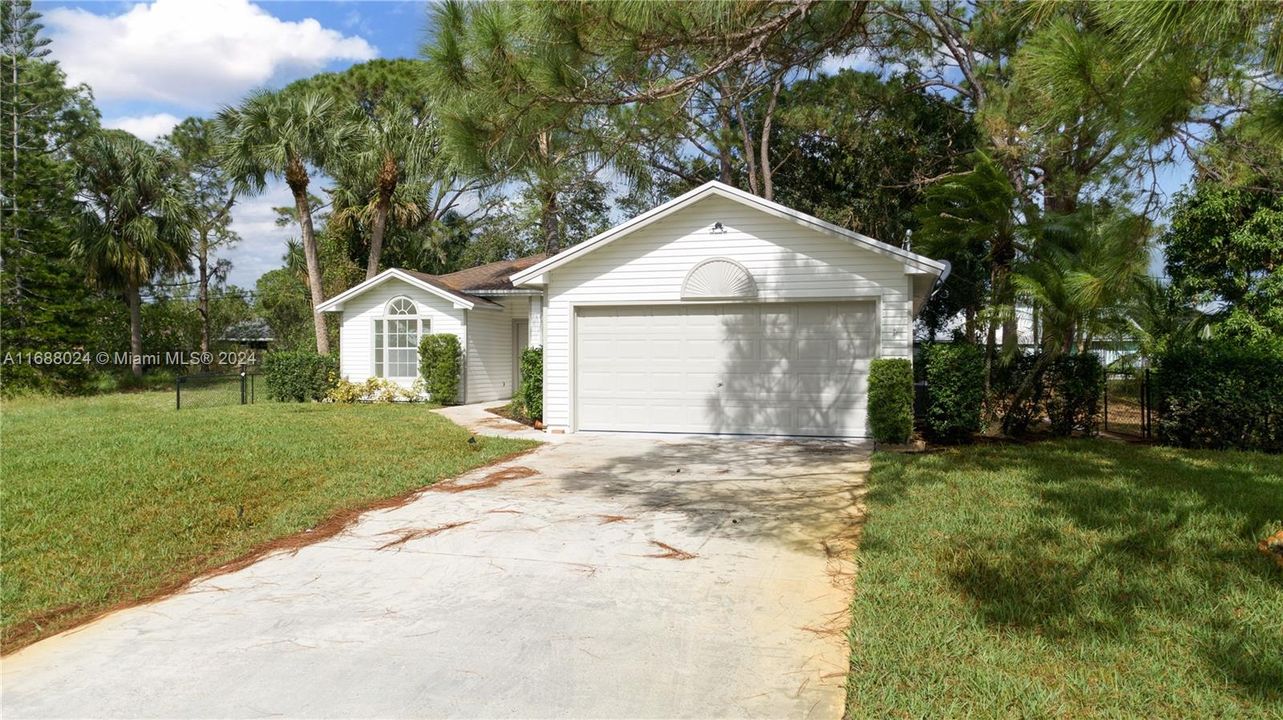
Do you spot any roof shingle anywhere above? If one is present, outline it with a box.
[394,253,548,308]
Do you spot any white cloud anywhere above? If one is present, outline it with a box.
[104,112,181,142]
[817,49,881,76]
[223,179,296,289]
[46,0,376,109]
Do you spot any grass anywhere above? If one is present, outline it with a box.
[845,440,1283,718]
[0,391,537,652]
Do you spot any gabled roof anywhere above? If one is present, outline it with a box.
[511,181,947,286]
[431,253,548,293]
[316,268,503,313]
[315,254,548,313]
[221,318,275,342]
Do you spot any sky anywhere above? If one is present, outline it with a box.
[40,0,432,288]
[39,0,1184,289]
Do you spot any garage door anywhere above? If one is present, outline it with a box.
[575,302,877,437]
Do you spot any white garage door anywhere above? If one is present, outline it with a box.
[575,301,877,437]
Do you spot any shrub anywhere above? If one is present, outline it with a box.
[923,343,985,443]
[988,352,1103,437]
[1044,354,1103,437]
[988,352,1043,435]
[327,377,418,404]
[1154,338,1283,452]
[517,346,543,421]
[261,351,337,402]
[418,333,462,405]
[868,358,913,443]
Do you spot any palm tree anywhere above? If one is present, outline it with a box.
[913,150,1030,393]
[217,90,349,354]
[1121,277,1209,360]
[1016,205,1151,354]
[1001,203,1150,433]
[331,99,439,279]
[72,130,194,378]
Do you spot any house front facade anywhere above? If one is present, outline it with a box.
[319,181,947,438]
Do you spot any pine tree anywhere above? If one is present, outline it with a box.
[1,0,105,392]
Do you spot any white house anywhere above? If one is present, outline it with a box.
[319,181,947,438]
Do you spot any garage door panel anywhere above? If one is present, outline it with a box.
[576,302,875,437]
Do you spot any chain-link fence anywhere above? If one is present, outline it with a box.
[176,371,256,410]
[1103,368,1153,438]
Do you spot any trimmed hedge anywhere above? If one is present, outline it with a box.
[924,343,984,443]
[989,352,1102,437]
[1154,339,1283,452]
[517,346,543,421]
[262,351,338,402]
[1044,354,1103,437]
[419,333,462,405]
[989,352,1042,435]
[869,358,914,443]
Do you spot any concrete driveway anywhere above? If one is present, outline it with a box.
[2,414,869,719]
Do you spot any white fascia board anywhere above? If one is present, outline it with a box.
[315,269,477,312]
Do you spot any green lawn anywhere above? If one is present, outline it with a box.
[1,391,536,651]
[845,440,1283,718]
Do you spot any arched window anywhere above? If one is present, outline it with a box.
[373,296,427,379]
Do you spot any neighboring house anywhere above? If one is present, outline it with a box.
[319,181,946,438]
[221,319,276,351]
[929,305,1144,368]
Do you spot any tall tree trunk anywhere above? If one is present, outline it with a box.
[758,74,783,202]
[127,281,143,379]
[366,194,391,280]
[992,232,1017,356]
[287,159,328,355]
[716,91,734,185]
[366,154,397,280]
[198,229,210,371]
[736,109,759,196]
[984,314,996,404]
[541,188,560,256]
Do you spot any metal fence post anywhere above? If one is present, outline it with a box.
[176,377,182,410]
[1142,368,1151,439]
[240,370,247,405]
[1103,373,1109,432]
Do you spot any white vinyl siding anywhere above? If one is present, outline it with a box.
[541,194,915,432]
[463,306,516,404]
[337,278,466,390]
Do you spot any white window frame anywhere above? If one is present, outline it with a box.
[372,296,428,380]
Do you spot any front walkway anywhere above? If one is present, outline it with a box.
[433,400,554,442]
[3,413,868,719]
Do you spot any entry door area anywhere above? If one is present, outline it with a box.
[512,319,529,393]
[575,301,877,437]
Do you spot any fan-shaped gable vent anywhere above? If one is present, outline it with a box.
[681,258,758,300]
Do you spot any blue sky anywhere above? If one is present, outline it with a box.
[39,0,1183,288]
[40,0,433,288]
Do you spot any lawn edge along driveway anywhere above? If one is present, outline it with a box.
[1,392,538,653]
[843,439,1283,718]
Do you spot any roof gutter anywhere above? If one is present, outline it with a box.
[929,260,952,298]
